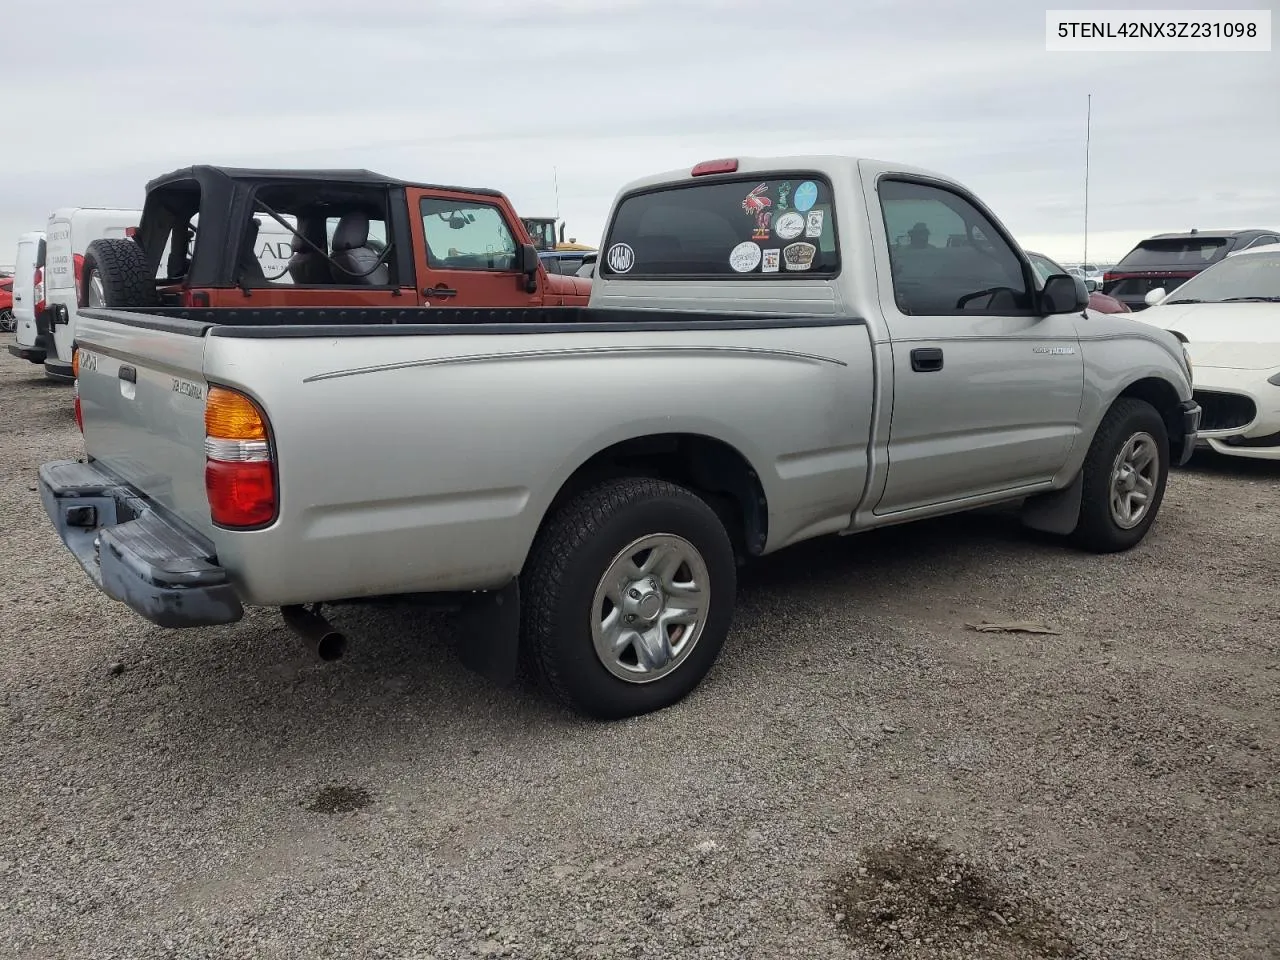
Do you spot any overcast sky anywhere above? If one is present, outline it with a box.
[1,0,1276,270]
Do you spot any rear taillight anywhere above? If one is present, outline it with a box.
[204,386,276,527]
[33,266,45,315]
[72,347,84,432]
[73,254,85,303]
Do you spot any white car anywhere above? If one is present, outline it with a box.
[1138,242,1280,460]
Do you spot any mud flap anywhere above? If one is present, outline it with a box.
[455,578,521,686]
[1019,470,1083,536]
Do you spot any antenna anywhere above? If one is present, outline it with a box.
[1083,93,1092,267]
[553,166,561,221]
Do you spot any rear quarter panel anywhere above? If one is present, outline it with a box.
[203,322,875,606]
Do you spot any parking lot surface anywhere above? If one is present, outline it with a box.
[1,349,1276,960]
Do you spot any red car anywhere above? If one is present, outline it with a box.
[1027,250,1129,313]
[0,276,15,332]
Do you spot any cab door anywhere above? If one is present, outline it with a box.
[864,170,1085,515]
[406,188,545,308]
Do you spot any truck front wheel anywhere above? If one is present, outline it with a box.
[1071,397,1170,553]
[520,477,737,720]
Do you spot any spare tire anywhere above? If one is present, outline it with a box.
[80,238,159,310]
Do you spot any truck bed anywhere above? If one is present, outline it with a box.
[67,304,876,609]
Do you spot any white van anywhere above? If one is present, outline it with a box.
[7,231,48,363]
[42,207,143,378]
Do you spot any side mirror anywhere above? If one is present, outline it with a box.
[518,242,540,293]
[1041,273,1089,314]
[1085,278,1099,293]
[1144,287,1167,307]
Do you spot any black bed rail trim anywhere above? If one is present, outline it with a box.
[78,305,865,338]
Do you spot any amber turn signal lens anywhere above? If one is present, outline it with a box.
[71,348,80,379]
[205,386,267,441]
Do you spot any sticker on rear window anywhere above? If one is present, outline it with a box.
[762,248,780,273]
[606,243,635,274]
[774,211,804,241]
[777,181,793,210]
[793,181,818,212]
[805,210,824,238]
[752,212,772,241]
[729,242,762,273]
[783,242,816,271]
[741,184,771,216]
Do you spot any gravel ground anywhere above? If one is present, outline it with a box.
[1,342,1277,960]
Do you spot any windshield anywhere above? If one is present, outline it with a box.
[1118,237,1230,269]
[1163,251,1280,303]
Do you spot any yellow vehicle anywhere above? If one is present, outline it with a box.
[521,217,595,253]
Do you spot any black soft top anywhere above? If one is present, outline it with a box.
[138,165,506,286]
[145,164,502,197]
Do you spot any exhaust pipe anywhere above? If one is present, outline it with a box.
[281,604,347,661]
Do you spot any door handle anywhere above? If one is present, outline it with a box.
[910,347,944,372]
[423,287,458,299]
[118,365,137,383]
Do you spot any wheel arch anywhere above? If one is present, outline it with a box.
[1116,375,1186,463]
[1023,379,1182,536]
[532,431,771,569]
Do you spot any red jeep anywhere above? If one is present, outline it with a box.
[79,166,591,312]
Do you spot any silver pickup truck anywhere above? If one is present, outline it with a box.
[39,155,1199,720]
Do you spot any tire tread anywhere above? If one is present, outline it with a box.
[1070,397,1169,553]
[82,239,159,309]
[520,477,732,716]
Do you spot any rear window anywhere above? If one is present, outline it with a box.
[600,175,839,278]
[1118,238,1230,269]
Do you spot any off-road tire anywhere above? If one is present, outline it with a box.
[1070,397,1170,553]
[80,238,159,310]
[520,477,737,720]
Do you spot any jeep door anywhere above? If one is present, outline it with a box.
[407,188,546,308]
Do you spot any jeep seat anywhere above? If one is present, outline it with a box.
[287,222,332,285]
[330,213,388,286]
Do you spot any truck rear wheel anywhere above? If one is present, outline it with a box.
[80,238,159,310]
[520,477,737,720]
[1070,397,1170,553]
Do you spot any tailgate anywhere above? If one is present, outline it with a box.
[74,312,214,538]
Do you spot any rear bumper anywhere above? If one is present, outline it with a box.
[39,459,244,628]
[43,358,74,381]
[7,343,47,363]
[1177,399,1201,467]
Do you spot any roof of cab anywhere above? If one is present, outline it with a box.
[144,164,503,198]
[609,155,960,196]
